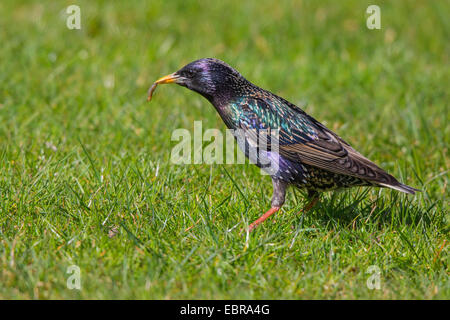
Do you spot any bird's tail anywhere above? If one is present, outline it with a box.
[378,182,421,195]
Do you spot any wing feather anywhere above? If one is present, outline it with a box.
[232,95,402,186]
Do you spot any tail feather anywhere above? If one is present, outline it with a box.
[378,182,421,195]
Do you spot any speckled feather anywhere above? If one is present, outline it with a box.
[224,96,373,192]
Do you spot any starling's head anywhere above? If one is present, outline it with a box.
[148,58,248,102]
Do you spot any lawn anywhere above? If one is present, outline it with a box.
[0,0,448,299]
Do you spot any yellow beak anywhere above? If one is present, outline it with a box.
[147,72,179,101]
[155,73,179,84]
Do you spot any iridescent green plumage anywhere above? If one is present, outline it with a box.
[223,89,416,194]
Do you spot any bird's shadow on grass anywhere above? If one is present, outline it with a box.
[291,187,441,231]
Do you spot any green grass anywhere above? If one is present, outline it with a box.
[0,0,448,299]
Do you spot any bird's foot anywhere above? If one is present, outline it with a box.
[248,207,280,232]
[297,196,319,215]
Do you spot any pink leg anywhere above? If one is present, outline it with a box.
[248,207,280,232]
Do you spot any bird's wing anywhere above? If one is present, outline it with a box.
[233,95,400,186]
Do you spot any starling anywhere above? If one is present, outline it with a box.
[148,58,419,232]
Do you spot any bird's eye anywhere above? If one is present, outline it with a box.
[185,70,195,77]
